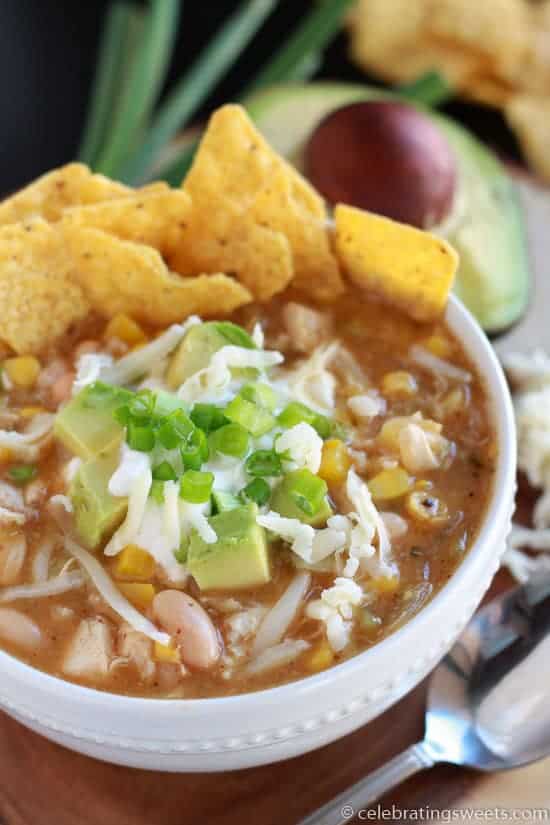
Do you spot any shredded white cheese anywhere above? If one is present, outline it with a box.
[73,353,114,393]
[177,345,283,404]
[275,422,323,473]
[277,342,339,414]
[306,577,363,652]
[345,469,395,580]
[348,392,386,419]
[104,468,152,557]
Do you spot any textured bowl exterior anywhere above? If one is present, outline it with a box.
[0,295,516,771]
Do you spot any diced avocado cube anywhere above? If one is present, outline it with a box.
[54,383,126,460]
[69,451,127,550]
[212,490,241,513]
[188,503,271,591]
[166,323,230,389]
[166,322,258,389]
[271,472,333,527]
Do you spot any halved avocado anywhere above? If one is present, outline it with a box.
[243,83,530,334]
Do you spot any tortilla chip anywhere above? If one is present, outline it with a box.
[0,220,89,353]
[334,205,458,323]
[173,104,344,302]
[0,164,131,227]
[61,189,192,258]
[348,0,432,82]
[426,0,530,83]
[505,94,550,183]
[64,225,252,325]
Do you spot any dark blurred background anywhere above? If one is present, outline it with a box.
[1,0,519,194]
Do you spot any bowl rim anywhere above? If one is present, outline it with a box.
[0,293,517,715]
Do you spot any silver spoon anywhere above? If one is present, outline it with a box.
[298,570,550,825]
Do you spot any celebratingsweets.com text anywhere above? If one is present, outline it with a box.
[339,804,550,822]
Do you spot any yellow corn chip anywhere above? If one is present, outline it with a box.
[64,225,252,325]
[0,163,131,226]
[334,205,458,323]
[0,219,89,353]
[61,189,192,258]
[426,0,530,83]
[174,104,344,301]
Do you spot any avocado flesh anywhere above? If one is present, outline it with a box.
[166,323,228,389]
[54,385,124,460]
[270,473,333,527]
[69,451,127,550]
[188,503,271,591]
[244,83,530,334]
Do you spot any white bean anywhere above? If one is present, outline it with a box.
[152,590,221,670]
[0,607,41,650]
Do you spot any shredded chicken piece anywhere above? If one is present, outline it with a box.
[63,617,114,680]
[116,625,156,684]
[281,302,332,353]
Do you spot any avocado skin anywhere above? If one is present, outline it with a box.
[244,82,530,334]
[188,503,271,591]
[69,451,127,550]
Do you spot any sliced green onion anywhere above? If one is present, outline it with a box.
[245,449,282,477]
[152,460,177,482]
[77,2,139,166]
[241,477,270,506]
[84,381,132,410]
[8,465,37,485]
[180,428,209,470]
[153,390,186,418]
[121,0,277,183]
[129,390,155,419]
[277,401,331,438]
[240,382,277,411]
[174,536,189,564]
[209,423,249,458]
[244,0,356,93]
[224,396,275,437]
[179,470,214,504]
[150,479,165,505]
[127,421,156,452]
[397,70,453,108]
[285,469,327,516]
[212,490,241,513]
[190,403,228,434]
[94,0,182,178]
[158,410,195,449]
[213,321,256,350]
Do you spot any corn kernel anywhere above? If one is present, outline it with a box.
[0,447,12,464]
[304,640,334,673]
[104,314,147,347]
[154,641,180,664]
[19,406,45,419]
[439,387,468,418]
[318,439,352,484]
[381,371,417,398]
[118,582,156,610]
[368,467,411,501]
[405,490,449,526]
[414,479,433,492]
[3,356,41,389]
[423,334,452,359]
[377,418,407,453]
[371,576,400,595]
[114,544,155,581]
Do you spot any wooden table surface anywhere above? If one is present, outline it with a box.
[1,177,549,825]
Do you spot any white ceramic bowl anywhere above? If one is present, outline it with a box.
[0,295,516,772]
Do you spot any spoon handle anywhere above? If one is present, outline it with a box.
[297,741,435,825]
